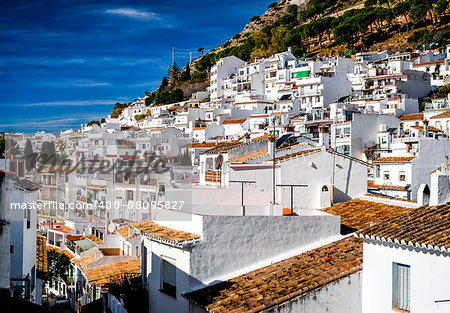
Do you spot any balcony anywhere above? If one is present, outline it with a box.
[205,171,221,184]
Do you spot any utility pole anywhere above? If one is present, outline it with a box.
[229,180,256,216]
[277,184,308,215]
[189,51,192,65]
[272,116,276,205]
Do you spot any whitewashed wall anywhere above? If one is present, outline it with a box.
[362,239,450,313]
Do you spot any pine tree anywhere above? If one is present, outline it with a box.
[24,139,35,171]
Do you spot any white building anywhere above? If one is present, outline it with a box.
[210,56,245,100]
[331,113,400,160]
[358,196,450,312]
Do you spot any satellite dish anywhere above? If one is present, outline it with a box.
[215,154,223,170]
[108,223,116,234]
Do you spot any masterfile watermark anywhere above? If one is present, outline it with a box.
[10,200,184,211]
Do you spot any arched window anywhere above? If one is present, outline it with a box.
[322,185,329,192]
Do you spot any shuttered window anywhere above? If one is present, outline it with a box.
[393,262,410,311]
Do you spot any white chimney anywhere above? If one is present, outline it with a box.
[423,120,429,137]
[319,125,330,147]
[268,137,275,158]
[429,170,450,206]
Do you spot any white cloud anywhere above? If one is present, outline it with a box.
[71,80,111,87]
[104,8,161,21]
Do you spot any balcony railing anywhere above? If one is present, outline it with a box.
[205,171,221,183]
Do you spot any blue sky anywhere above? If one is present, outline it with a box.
[0,0,273,133]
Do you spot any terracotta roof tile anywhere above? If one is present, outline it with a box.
[221,118,247,125]
[36,236,48,275]
[410,125,441,132]
[200,142,242,154]
[321,199,411,230]
[430,110,450,119]
[373,156,415,163]
[183,237,362,313]
[252,134,271,141]
[188,142,218,148]
[367,180,410,190]
[413,60,444,66]
[267,148,322,163]
[84,258,140,287]
[77,248,103,271]
[87,234,103,245]
[117,226,132,240]
[399,113,423,121]
[66,235,85,241]
[133,220,200,243]
[358,203,450,251]
[227,149,268,163]
[49,225,74,233]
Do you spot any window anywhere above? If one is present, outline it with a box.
[393,263,410,311]
[161,258,176,298]
[399,171,406,182]
[127,190,134,200]
[384,171,390,180]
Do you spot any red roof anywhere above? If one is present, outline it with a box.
[49,226,73,233]
[413,60,444,67]
[221,118,247,125]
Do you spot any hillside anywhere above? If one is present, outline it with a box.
[110,0,449,117]
[193,0,449,71]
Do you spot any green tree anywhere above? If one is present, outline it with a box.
[159,77,169,90]
[0,137,4,159]
[47,250,71,284]
[180,64,191,81]
[434,0,449,17]
[394,1,411,31]
[40,141,57,166]
[134,114,146,121]
[24,139,35,171]
[197,47,204,55]
[436,84,450,98]
[111,102,129,118]
[178,150,192,166]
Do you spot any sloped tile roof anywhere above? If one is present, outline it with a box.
[413,60,444,66]
[84,257,140,287]
[267,148,322,163]
[321,199,411,230]
[399,113,423,121]
[86,234,103,245]
[358,203,450,251]
[116,226,132,240]
[200,142,242,154]
[66,235,85,242]
[133,220,200,243]
[367,180,410,190]
[227,149,268,163]
[36,236,48,275]
[430,110,450,119]
[410,125,441,132]
[373,156,415,163]
[188,142,218,148]
[183,237,362,313]
[252,134,271,141]
[221,118,247,125]
[77,248,103,271]
[49,225,74,233]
